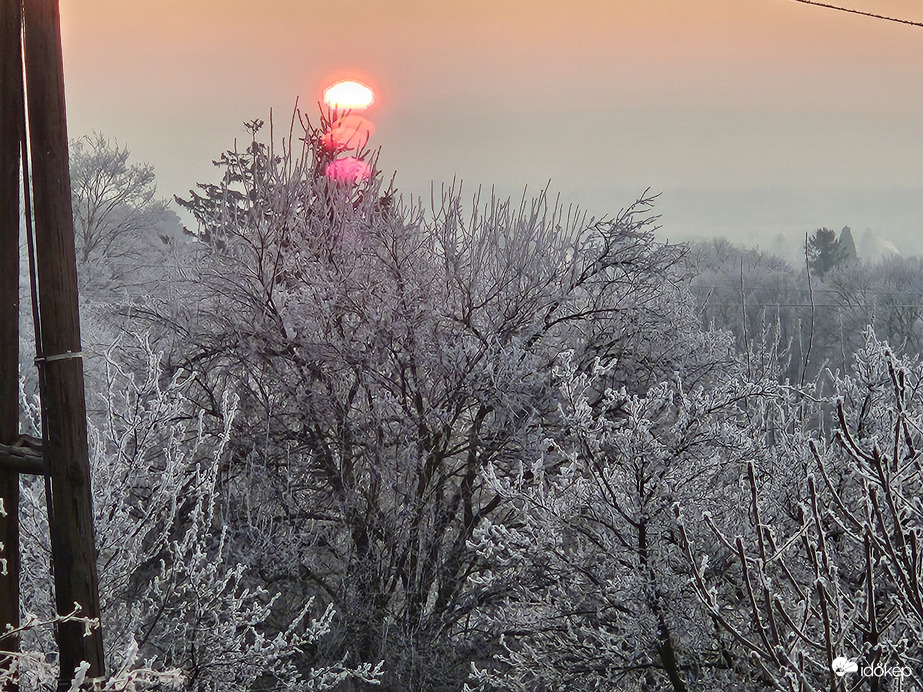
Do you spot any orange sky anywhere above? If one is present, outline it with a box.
[59,0,923,248]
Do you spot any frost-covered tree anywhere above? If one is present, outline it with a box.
[823,256,923,359]
[465,333,779,692]
[680,331,923,690]
[687,239,808,381]
[156,113,716,691]
[687,236,923,392]
[69,132,181,296]
[12,337,381,692]
[467,325,923,691]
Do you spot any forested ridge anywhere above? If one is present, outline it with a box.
[6,121,923,691]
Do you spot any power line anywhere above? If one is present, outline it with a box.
[792,0,923,28]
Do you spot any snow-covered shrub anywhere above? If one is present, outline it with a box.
[466,340,777,691]
[681,330,923,690]
[14,334,380,691]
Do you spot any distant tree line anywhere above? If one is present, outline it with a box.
[688,229,923,389]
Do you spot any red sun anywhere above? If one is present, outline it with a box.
[325,157,373,183]
[323,80,375,110]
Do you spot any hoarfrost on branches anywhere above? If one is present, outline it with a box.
[12,334,380,691]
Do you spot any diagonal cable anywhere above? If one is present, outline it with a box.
[792,0,923,28]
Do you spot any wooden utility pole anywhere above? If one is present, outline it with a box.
[21,0,105,686]
[0,0,24,686]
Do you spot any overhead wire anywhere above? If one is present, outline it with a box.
[792,0,923,28]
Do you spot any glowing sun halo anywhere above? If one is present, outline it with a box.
[323,80,374,110]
